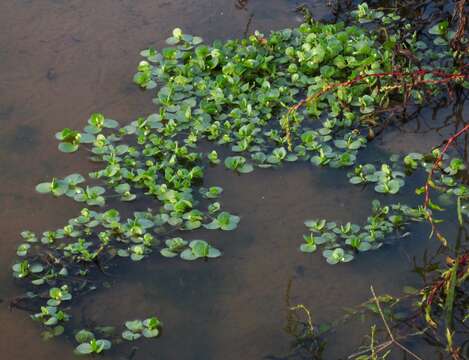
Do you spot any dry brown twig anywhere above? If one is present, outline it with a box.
[451,0,468,53]
[351,286,426,360]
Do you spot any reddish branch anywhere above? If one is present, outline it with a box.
[423,123,469,244]
[426,251,469,306]
[423,123,469,209]
[287,66,469,117]
[287,65,469,243]
[284,66,469,148]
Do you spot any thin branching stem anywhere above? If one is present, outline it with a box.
[370,285,425,360]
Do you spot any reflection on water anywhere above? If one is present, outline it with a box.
[0,0,467,359]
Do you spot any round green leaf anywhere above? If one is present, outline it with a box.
[58,142,79,153]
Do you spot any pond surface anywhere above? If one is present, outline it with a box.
[0,1,467,359]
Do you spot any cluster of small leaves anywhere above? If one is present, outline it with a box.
[428,20,457,47]
[348,159,405,194]
[11,205,226,353]
[160,238,221,260]
[383,150,469,219]
[300,200,426,264]
[14,206,231,281]
[122,317,162,340]
[32,303,69,340]
[300,148,469,266]
[27,286,73,342]
[74,329,112,355]
[13,2,468,355]
[54,114,119,153]
[350,1,466,104]
[351,3,385,24]
[348,151,468,200]
[407,150,469,217]
[134,22,397,173]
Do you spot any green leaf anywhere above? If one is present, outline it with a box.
[143,317,161,330]
[35,182,52,194]
[17,243,31,256]
[349,176,363,185]
[142,328,159,338]
[30,263,44,273]
[125,320,144,332]
[429,20,448,36]
[160,248,178,258]
[166,36,180,45]
[122,330,141,341]
[75,330,95,343]
[300,243,317,253]
[76,343,93,354]
[180,248,197,261]
[239,163,254,173]
[375,184,387,193]
[388,179,401,194]
[58,142,79,153]
[80,133,95,143]
[96,339,111,352]
[64,173,85,185]
[207,247,221,258]
[104,119,119,128]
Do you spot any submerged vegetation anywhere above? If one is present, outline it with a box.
[9,0,469,358]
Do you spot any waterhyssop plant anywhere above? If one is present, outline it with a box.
[9,1,468,357]
[122,317,162,340]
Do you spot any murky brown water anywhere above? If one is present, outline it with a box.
[0,1,467,359]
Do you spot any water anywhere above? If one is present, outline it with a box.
[0,1,467,359]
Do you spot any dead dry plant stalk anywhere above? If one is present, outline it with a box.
[350,286,426,360]
[451,0,468,53]
[372,286,425,360]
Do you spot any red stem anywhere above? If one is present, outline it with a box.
[422,122,469,245]
[424,124,469,209]
[288,65,469,116]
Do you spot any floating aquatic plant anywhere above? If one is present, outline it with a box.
[75,334,112,355]
[122,317,162,341]
[204,211,240,231]
[180,240,221,261]
[300,200,428,264]
[9,1,469,356]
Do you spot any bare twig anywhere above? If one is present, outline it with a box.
[370,285,425,360]
[289,304,315,336]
